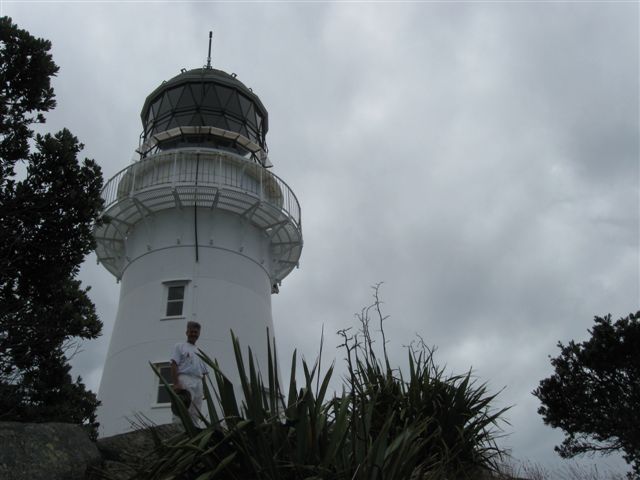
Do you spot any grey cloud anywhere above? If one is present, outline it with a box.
[4,2,637,474]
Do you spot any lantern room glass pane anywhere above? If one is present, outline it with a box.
[190,82,205,101]
[157,94,173,118]
[225,94,242,117]
[176,85,195,110]
[202,84,220,109]
[245,104,255,123]
[246,125,258,142]
[166,117,179,130]
[148,97,161,123]
[189,112,204,126]
[210,115,229,130]
[239,95,252,117]
[154,118,170,133]
[227,118,242,132]
[215,85,234,109]
[174,113,192,125]
[166,87,183,109]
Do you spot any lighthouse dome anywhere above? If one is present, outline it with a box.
[139,68,269,157]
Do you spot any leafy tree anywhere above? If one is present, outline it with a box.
[0,16,104,436]
[534,311,640,477]
[0,16,56,180]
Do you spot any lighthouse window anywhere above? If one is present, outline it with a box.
[166,284,186,317]
[154,362,173,404]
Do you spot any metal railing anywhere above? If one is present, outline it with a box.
[101,148,301,228]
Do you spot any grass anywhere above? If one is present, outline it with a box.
[496,460,630,480]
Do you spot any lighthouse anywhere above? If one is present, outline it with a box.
[94,53,302,437]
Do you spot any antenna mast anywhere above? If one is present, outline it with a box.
[206,31,213,69]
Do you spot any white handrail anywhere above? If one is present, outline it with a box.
[101,148,301,228]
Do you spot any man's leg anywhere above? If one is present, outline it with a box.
[181,375,204,427]
[189,378,204,426]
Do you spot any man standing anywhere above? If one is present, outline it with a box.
[170,321,207,425]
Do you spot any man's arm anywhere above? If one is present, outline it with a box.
[171,360,181,390]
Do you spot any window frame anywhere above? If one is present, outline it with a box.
[162,280,190,320]
[152,361,173,407]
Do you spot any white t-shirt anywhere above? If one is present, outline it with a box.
[171,342,207,377]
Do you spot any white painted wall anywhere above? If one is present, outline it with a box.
[97,207,276,437]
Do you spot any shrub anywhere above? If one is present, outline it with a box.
[137,286,507,479]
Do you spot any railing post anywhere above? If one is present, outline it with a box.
[152,155,158,185]
[130,164,136,196]
[172,151,178,188]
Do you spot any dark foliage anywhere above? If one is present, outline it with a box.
[534,312,640,477]
[0,17,104,437]
[132,285,507,480]
[0,16,57,178]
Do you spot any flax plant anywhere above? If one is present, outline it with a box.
[339,284,508,479]
[136,286,507,480]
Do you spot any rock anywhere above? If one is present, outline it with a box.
[89,460,136,480]
[96,423,182,463]
[0,422,101,480]
[91,423,183,480]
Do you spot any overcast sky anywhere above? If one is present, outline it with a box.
[3,1,638,475]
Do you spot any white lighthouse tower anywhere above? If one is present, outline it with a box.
[94,54,302,437]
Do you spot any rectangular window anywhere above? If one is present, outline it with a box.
[154,362,173,405]
[166,284,185,317]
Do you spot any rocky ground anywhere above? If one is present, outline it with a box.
[0,421,531,480]
[0,421,182,480]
